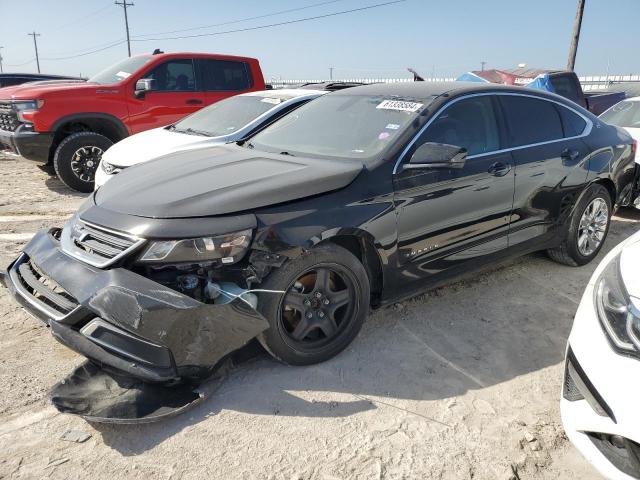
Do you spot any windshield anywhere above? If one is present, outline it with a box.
[600,101,640,128]
[248,94,431,159]
[88,56,153,85]
[173,95,288,137]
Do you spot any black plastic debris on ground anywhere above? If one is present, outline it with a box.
[50,361,206,424]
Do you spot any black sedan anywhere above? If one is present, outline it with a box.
[1,82,635,420]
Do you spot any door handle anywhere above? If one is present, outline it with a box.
[561,148,580,161]
[488,162,511,177]
[185,99,203,105]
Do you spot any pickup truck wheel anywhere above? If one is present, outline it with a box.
[547,184,612,266]
[53,132,113,192]
[257,244,370,366]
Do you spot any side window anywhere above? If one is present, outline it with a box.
[499,96,563,147]
[421,96,500,156]
[549,76,581,104]
[198,59,252,91]
[145,59,195,92]
[557,105,587,137]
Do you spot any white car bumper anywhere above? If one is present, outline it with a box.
[562,280,640,479]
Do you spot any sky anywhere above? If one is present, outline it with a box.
[0,0,637,81]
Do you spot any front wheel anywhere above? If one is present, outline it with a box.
[53,132,113,192]
[548,184,612,266]
[257,244,370,365]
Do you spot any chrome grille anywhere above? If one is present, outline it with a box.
[61,218,145,268]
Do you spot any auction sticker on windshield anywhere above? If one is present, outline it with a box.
[376,100,423,112]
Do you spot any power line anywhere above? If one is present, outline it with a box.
[28,32,41,73]
[131,0,347,38]
[49,2,115,34]
[4,58,36,67]
[132,0,407,42]
[41,40,126,61]
[115,1,134,57]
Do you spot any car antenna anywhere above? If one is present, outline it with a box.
[152,48,164,55]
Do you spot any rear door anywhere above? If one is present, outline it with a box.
[498,93,591,247]
[393,94,515,284]
[196,59,255,106]
[127,58,205,134]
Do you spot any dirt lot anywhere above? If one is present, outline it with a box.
[1,151,638,480]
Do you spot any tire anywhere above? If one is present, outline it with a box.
[547,184,612,266]
[53,132,113,192]
[257,244,370,365]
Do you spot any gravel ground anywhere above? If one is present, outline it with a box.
[1,151,638,479]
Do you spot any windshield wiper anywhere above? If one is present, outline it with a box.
[173,127,211,137]
[279,151,295,156]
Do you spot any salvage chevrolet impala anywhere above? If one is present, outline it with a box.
[1,82,636,420]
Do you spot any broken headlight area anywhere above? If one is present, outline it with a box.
[138,229,252,264]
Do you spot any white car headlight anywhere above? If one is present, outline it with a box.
[101,160,122,175]
[595,254,640,353]
[138,230,252,264]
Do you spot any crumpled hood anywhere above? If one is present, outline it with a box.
[94,145,364,218]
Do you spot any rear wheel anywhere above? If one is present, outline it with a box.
[53,132,113,192]
[257,244,370,365]
[548,184,612,266]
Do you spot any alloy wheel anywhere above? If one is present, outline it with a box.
[279,265,356,349]
[577,197,609,256]
[70,146,104,183]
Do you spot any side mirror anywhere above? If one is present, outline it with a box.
[406,142,467,169]
[134,78,155,98]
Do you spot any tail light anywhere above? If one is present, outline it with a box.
[632,139,637,158]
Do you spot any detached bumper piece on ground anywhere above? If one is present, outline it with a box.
[0,229,269,423]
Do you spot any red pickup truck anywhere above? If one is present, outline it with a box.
[0,51,265,191]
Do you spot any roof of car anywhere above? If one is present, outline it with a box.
[334,81,552,98]
[241,88,326,100]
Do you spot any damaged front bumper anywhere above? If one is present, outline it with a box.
[2,228,270,384]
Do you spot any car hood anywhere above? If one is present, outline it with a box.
[101,127,226,167]
[94,145,364,218]
[0,81,101,99]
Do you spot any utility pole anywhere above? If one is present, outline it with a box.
[567,0,586,71]
[0,47,4,73]
[329,67,334,80]
[115,1,134,57]
[27,32,41,73]
[481,61,486,71]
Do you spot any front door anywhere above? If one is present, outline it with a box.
[127,58,204,134]
[393,94,515,289]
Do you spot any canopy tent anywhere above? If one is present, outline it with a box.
[456,68,557,94]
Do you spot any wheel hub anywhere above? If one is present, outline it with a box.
[280,267,354,346]
[577,197,608,256]
[70,146,104,183]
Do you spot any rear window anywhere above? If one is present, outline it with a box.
[499,96,564,147]
[557,105,587,137]
[600,101,640,128]
[549,75,581,104]
[198,59,251,91]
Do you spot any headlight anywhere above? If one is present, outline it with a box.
[101,160,122,175]
[595,254,640,353]
[138,229,252,264]
[13,99,44,122]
